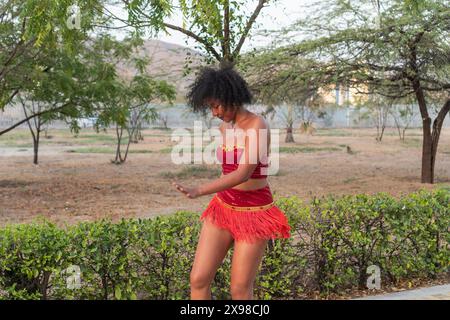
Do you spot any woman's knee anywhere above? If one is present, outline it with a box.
[190,270,212,290]
[230,281,253,297]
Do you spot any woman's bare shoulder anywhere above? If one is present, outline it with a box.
[246,114,268,130]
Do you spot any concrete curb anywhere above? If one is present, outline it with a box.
[353,284,450,300]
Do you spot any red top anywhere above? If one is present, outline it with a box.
[216,145,268,179]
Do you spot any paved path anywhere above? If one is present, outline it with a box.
[354,284,450,300]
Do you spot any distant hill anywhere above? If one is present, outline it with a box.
[117,39,208,103]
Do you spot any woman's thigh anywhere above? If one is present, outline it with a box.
[230,239,269,287]
[191,219,234,285]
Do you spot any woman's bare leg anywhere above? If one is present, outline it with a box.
[190,219,234,300]
[230,239,268,300]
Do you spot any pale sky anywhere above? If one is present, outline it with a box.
[106,0,315,52]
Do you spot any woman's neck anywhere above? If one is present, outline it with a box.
[232,108,249,127]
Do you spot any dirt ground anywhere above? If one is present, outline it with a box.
[0,127,449,226]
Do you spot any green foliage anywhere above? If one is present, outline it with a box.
[381,189,450,282]
[276,189,449,295]
[0,189,448,299]
[62,219,142,300]
[0,221,70,299]
[79,34,177,164]
[288,0,449,98]
[0,0,108,110]
[134,212,201,299]
[256,235,304,299]
[123,0,274,64]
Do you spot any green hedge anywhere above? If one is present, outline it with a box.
[0,188,448,300]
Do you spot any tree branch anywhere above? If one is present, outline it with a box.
[0,102,72,136]
[223,0,230,63]
[233,0,267,59]
[162,22,221,61]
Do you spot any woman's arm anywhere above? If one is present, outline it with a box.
[173,117,267,199]
[197,161,258,196]
[172,143,258,198]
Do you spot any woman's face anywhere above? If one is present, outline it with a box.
[207,99,235,123]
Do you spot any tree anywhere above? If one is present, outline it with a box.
[129,108,145,143]
[0,33,133,138]
[299,94,324,136]
[282,0,450,183]
[109,76,175,165]
[357,94,393,142]
[0,0,107,111]
[239,49,329,142]
[92,35,176,164]
[16,94,49,165]
[7,42,110,163]
[0,0,121,137]
[155,109,171,130]
[389,97,418,141]
[114,0,276,67]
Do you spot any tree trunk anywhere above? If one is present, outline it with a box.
[122,127,136,164]
[378,125,385,142]
[114,125,123,164]
[131,121,141,143]
[33,132,40,165]
[429,98,450,183]
[285,104,295,143]
[40,271,51,300]
[102,276,108,300]
[285,125,295,143]
[137,123,144,141]
[392,114,403,140]
[358,262,368,290]
[420,117,433,183]
[417,96,450,184]
[412,76,433,183]
[375,105,388,142]
[33,118,41,165]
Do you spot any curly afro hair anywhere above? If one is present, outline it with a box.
[186,66,253,113]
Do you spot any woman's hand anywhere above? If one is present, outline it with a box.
[172,181,201,199]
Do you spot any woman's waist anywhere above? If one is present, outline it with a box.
[219,173,268,190]
[216,183,273,206]
[232,178,268,191]
[221,164,268,179]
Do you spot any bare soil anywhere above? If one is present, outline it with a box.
[0,127,449,227]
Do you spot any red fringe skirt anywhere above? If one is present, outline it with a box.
[200,185,291,243]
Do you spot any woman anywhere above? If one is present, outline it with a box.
[173,66,291,300]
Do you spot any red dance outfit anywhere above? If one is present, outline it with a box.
[200,144,291,243]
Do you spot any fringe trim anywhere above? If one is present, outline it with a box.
[200,195,291,243]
